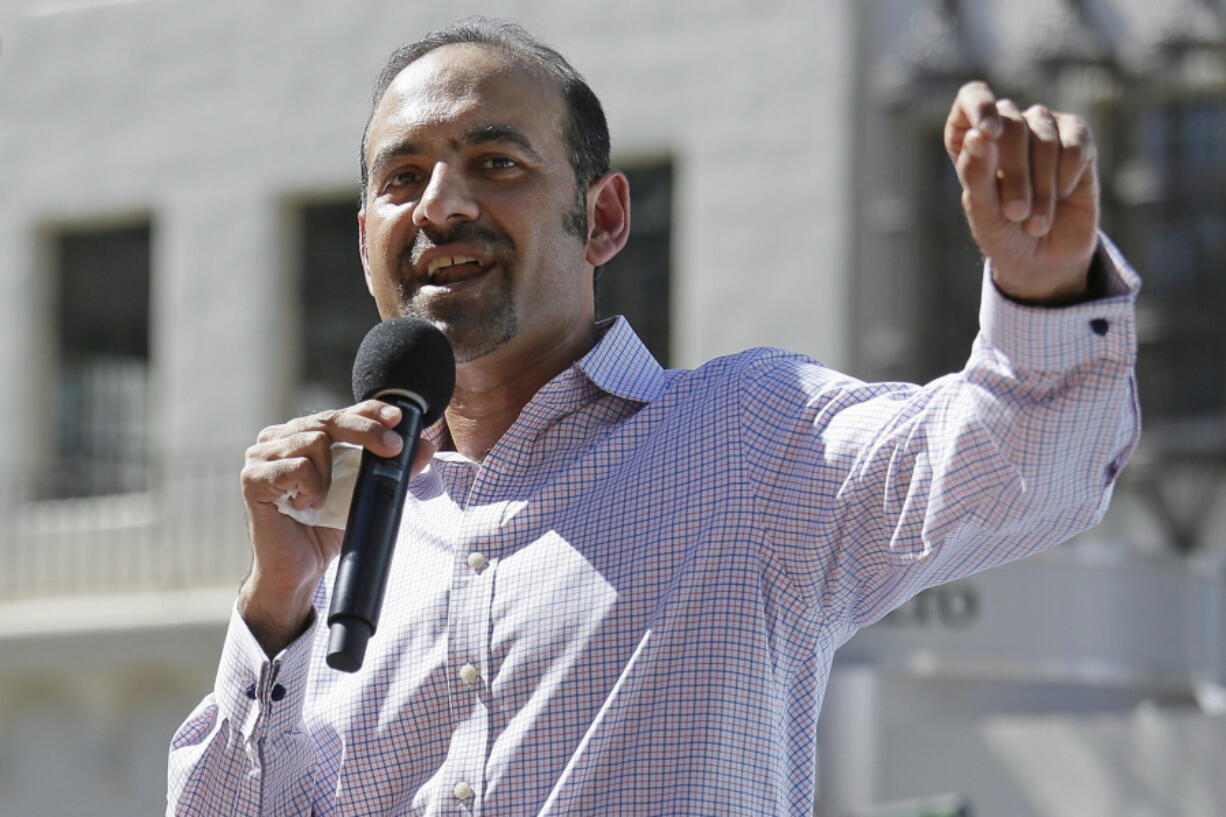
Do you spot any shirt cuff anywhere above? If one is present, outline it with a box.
[214,601,319,742]
[979,232,1140,371]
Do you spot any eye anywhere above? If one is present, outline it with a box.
[481,156,519,172]
[384,168,423,190]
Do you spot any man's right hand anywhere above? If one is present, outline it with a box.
[237,400,435,655]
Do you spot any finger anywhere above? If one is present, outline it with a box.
[256,421,289,444]
[956,126,1001,222]
[275,431,335,508]
[946,81,1004,164]
[284,457,328,511]
[1054,111,1096,198]
[282,404,404,457]
[359,399,404,428]
[1023,104,1060,236]
[254,401,394,444]
[245,430,334,507]
[241,454,328,508]
[280,401,402,434]
[995,99,1031,223]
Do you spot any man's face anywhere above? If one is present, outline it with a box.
[359,44,592,363]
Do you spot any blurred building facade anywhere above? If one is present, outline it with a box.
[0,0,1223,815]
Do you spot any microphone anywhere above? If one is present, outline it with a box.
[326,317,454,672]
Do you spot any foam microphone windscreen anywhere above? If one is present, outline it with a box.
[351,317,455,424]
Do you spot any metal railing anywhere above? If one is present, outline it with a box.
[0,451,251,602]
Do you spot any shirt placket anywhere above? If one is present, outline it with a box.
[439,459,498,813]
[430,379,585,813]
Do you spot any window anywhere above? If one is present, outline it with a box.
[597,160,674,365]
[296,199,380,413]
[1108,96,1226,457]
[46,223,151,498]
[913,122,984,383]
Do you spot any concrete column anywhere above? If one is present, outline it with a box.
[817,663,880,817]
[0,218,51,492]
[154,190,294,459]
[152,191,294,585]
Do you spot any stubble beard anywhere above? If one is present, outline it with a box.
[396,221,520,364]
[396,192,588,365]
[397,267,517,364]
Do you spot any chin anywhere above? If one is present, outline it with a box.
[445,319,517,364]
[400,304,516,365]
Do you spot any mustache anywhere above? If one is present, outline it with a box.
[404,222,516,268]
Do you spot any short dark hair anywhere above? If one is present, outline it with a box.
[359,18,611,203]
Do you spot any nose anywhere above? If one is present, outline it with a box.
[412,162,479,228]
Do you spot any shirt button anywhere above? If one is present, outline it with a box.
[459,663,480,684]
[467,552,489,571]
[453,781,474,801]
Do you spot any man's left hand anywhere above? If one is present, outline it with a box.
[945,81,1100,304]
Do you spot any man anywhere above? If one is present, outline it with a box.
[168,18,1139,817]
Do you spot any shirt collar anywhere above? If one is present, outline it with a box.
[422,316,666,449]
[572,315,668,404]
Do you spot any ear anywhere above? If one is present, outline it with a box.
[358,209,376,297]
[584,170,631,267]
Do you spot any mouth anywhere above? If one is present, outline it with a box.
[425,254,484,283]
[415,254,494,297]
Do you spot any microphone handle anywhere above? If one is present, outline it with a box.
[326,394,425,672]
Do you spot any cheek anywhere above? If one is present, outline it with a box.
[367,204,415,252]
[371,199,407,218]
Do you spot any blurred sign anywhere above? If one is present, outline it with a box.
[879,582,979,629]
[850,792,971,817]
[840,547,1225,693]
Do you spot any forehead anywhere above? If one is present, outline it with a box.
[367,44,567,158]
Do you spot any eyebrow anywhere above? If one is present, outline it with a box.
[368,123,544,182]
[462,124,543,162]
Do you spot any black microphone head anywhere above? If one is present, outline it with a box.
[351,317,455,425]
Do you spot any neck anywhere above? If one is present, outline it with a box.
[443,320,597,461]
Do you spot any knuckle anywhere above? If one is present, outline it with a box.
[1061,116,1093,143]
[1002,112,1026,133]
[283,456,312,479]
[1063,112,1088,131]
[256,424,281,443]
[264,456,313,492]
[301,429,331,450]
[312,408,339,427]
[240,462,271,491]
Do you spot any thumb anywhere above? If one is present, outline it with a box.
[410,438,436,478]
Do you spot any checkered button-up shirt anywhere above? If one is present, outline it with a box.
[169,241,1139,816]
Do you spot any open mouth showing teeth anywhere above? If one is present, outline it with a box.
[424,255,486,286]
